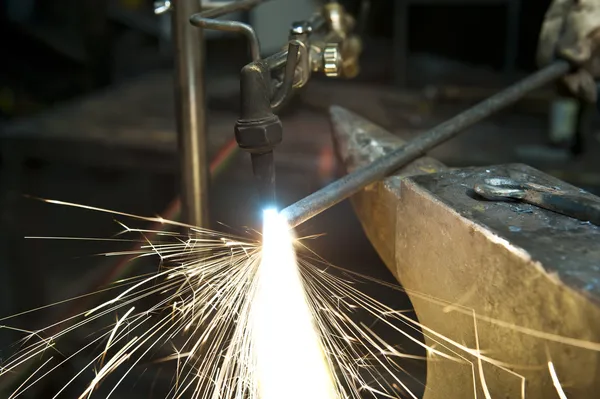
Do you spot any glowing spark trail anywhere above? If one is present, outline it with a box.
[0,199,597,399]
[548,362,568,399]
[252,209,338,399]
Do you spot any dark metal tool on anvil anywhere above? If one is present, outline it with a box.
[474,177,600,226]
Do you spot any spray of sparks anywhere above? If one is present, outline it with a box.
[0,199,597,398]
[251,209,337,399]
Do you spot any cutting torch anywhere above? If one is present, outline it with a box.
[190,0,363,209]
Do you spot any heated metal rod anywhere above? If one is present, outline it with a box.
[281,61,571,228]
[173,0,209,227]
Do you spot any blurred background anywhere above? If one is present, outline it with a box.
[0,0,598,397]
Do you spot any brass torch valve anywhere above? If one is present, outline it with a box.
[288,0,363,86]
[319,0,362,79]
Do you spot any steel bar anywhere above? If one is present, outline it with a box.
[190,17,261,61]
[281,61,571,227]
[190,1,275,64]
[173,0,209,227]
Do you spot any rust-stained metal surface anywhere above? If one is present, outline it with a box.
[331,105,446,268]
[332,106,600,399]
[414,165,600,303]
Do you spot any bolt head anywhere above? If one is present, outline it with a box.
[235,117,283,153]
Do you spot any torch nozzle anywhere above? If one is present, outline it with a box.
[251,152,277,209]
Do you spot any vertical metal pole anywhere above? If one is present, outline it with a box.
[172,0,209,227]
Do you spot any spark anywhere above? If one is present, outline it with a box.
[548,361,568,399]
[251,209,338,399]
[100,307,135,368]
[1,216,263,398]
[0,199,599,399]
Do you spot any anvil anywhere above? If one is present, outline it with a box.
[329,105,600,399]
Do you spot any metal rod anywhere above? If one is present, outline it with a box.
[264,49,288,70]
[271,42,300,110]
[202,1,238,11]
[190,17,261,61]
[281,61,571,228]
[173,0,209,227]
[200,0,271,19]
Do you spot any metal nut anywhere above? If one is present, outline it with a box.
[235,117,283,153]
[323,44,342,77]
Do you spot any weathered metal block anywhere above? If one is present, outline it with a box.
[332,106,600,398]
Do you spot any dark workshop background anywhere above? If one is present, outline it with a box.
[1,0,597,398]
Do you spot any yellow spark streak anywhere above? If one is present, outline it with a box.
[6,198,600,399]
[548,361,568,399]
[100,306,135,367]
[251,209,338,399]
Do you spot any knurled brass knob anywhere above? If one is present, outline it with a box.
[323,44,342,77]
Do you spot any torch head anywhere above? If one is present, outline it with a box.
[235,115,282,209]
